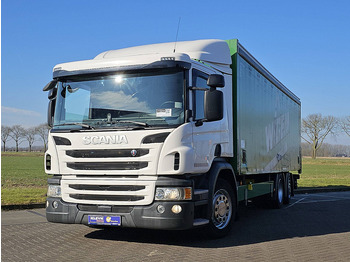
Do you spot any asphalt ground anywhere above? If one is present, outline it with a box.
[2,191,350,262]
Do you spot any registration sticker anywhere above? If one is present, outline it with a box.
[156,108,172,117]
[88,215,121,226]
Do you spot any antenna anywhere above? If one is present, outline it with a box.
[173,17,181,53]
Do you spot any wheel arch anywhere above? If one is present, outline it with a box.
[207,158,238,208]
[205,158,238,237]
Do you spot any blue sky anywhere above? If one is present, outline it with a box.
[2,0,350,144]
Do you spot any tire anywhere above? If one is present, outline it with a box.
[283,173,292,204]
[272,173,284,209]
[207,178,236,238]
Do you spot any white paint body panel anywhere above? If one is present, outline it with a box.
[53,39,231,75]
[47,39,234,206]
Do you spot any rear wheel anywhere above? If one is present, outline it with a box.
[207,178,236,238]
[272,174,284,209]
[283,173,292,204]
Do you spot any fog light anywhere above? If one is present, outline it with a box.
[52,201,59,209]
[157,205,165,214]
[171,205,182,214]
[46,201,49,208]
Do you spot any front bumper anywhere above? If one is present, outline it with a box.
[46,175,197,230]
[46,198,194,230]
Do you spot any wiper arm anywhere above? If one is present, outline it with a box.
[116,120,150,127]
[54,123,95,130]
[117,120,149,127]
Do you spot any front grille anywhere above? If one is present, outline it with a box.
[70,194,144,202]
[67,162,148,170]
[66,149,149,158]
[69,184,145,191]
[61,179,155,205]
[75,175,139,179]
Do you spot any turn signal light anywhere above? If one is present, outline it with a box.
[184,188,192,200]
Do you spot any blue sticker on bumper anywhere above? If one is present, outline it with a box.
[88,215,121,226]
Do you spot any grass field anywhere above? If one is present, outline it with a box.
[1,152,48,205]
[298,157,350,188]
[1,152,350,206]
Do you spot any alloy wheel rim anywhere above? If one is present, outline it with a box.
[212,189,232,229]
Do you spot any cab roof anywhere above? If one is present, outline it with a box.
[94,39,232,66]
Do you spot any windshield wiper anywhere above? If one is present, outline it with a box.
[54,123,95,130]
[116,120,150,127]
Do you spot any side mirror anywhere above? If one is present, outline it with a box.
[47,100,56,127]
[43,80,58,91]
[204,89,223,121]
[48,88,57,100]
[207,74,225,88]
[45,81,58,127]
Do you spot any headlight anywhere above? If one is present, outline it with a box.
[47,185,62,198]
[155,187,192,201]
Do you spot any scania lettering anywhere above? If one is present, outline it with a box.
[44,39,301,237]
[82,135,128,145]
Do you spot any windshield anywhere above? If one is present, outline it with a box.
[53,68,185,130]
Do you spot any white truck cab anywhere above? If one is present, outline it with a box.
[44,39,301,237]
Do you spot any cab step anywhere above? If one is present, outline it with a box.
[194,189,208,206]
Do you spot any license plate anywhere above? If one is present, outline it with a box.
[88,215,121,226]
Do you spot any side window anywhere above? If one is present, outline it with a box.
[193,71,209,120]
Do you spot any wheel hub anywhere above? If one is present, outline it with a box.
[217,200,227,217]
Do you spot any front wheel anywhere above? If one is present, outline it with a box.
[207,178,236,238]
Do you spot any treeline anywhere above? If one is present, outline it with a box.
[1,124,50,152]
[302,114,350,158]
[301,142,350,158]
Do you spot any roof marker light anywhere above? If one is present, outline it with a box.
[161,57,175,61]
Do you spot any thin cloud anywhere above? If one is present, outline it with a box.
[1,106,44,127]
[2,106,42,117]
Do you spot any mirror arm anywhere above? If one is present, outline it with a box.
[195,118,208,127]
[189,86,209,91]
[185,110,193,122]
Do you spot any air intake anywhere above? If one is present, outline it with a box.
[46,154,51,170]
[174,153,180,170]
[67,162,148,170]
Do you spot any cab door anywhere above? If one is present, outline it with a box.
[191,68,225,172]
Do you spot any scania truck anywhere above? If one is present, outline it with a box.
[44,39,301,237]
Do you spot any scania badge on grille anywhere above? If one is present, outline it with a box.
[82,135,128,145]
[130,149,138,157]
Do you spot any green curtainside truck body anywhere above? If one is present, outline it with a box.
[227,39,301,177]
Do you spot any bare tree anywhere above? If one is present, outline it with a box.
[1,126,12,152]
[302,114,337,159]
[23,127,37,152]
[36,124,50,151]
[9,125,25,152]
[339,116,350,137]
